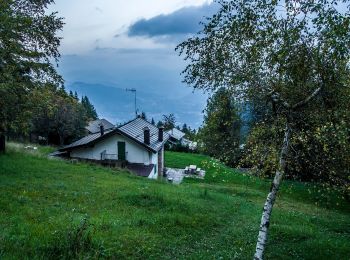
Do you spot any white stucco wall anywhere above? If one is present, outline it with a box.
[147,152,159,179]
[161,148,164,171]
[70,133,153,165]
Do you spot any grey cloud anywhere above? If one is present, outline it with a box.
[95,7,103,13]
[127,2,218,37]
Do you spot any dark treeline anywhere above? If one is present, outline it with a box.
[0,0,97,147]
[196,88,241,166]
[5,84,98,146]
[195,84,350,196]
[30,86,97,145]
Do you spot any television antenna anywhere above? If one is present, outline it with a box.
[126,88,137,117]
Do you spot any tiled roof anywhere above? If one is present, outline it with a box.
[166,128,185,140]
[62,129,114,150]
[118,117,169,152]
[60,118,169,153]
[86,119,114,133]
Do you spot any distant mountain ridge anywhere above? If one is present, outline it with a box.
[66,82,207,128]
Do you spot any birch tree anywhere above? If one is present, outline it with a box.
[176,0,350,258]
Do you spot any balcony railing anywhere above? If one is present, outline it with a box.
[100,150,127,161]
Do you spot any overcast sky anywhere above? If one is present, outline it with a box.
[48,0,217,127]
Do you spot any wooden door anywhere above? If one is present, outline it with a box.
[118,142,126,160]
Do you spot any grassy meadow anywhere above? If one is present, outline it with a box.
[0,144,349,259]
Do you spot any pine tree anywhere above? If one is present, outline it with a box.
[156,121,163,128]
[81,96,98,120]
[141,111,147,120]
[198,88,241,166]
[162,114,176,130]
[182,124,188,134]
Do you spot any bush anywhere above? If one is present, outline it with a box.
[240,117,350,198]
[165,142,198,153]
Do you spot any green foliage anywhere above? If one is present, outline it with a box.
[177,0,350,104]
[0,0,64,135]
[241,83,350,196]
[240,121,281,178]
[30,86,89,145]
[162,113,176,130]
[177,0,350,200]
[198,88,241,166]
[181,123,197,140]
[156,120,163,128]
[0,1,95,146]
[44,218,103,259]
[1,148,349,258]
[81,96,98,120]
[140,111,147,120]
[165,142,196,153]
[289,106,350,195]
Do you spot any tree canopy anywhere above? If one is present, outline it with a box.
[0,0,64,136]
[177,0,350,107]
[81,96,98,120]
[162,113,176,130]
[0,1,98,146]
[198,88,241,166]
[177,0,350,258]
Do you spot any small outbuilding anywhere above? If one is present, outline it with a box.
[166,128,197,150]
[86,118,114,134]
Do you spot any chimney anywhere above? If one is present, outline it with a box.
[143,127,150,145]
[158,126,164,142]
[100,124,104,136]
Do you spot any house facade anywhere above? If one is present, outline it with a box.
[59,118,169,179]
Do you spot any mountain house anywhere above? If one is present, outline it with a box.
[166,128,197,150]
[58,117,169,179]
[85,118,114,134]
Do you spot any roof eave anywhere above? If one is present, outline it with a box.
[58,129,118,152]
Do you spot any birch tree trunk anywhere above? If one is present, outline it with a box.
[254,123,291,260]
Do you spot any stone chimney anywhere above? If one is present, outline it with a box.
[143,127,150,145]
[158,126,164,142]
[99,124,104,136]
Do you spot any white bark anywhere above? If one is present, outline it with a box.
[254,124,291,260]
[292,87,322,110]
[254,86,322,259]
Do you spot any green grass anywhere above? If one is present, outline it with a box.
[0,146,349,259]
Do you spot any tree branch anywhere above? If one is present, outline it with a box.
[292,87,322,110]
[268,91,291,109]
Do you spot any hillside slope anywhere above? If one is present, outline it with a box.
[0,146,349,259]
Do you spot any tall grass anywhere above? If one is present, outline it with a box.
[0,147,349,259]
